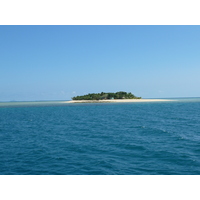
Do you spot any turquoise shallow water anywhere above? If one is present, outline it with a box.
[0,98,200,174]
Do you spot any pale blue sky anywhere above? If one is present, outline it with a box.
[0,25,200,101]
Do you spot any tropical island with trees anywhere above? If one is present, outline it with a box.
[72,91,141,100]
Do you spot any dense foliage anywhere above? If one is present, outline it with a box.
[72,91,141,100]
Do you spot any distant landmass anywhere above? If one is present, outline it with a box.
[72,91,141,100]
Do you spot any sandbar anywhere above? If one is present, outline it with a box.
[65,99,174,103]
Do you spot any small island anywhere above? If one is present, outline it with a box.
[72,91,141,100]
[65,91,173,103]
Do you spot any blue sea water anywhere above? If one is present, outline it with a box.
[0,98,200,175]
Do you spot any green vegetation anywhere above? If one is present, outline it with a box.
[72,91,141,100]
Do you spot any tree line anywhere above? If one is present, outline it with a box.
[72,91,141,100]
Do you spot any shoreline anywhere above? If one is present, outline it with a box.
[65,99,174,103]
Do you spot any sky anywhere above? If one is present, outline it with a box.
[0,25,200,101]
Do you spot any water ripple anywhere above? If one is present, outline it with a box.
[0,100,200,174]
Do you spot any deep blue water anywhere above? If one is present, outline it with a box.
[0,99,200,175]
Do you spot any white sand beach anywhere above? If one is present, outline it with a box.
[65,99,174,103]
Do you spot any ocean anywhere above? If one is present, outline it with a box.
[0,98,200,175]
